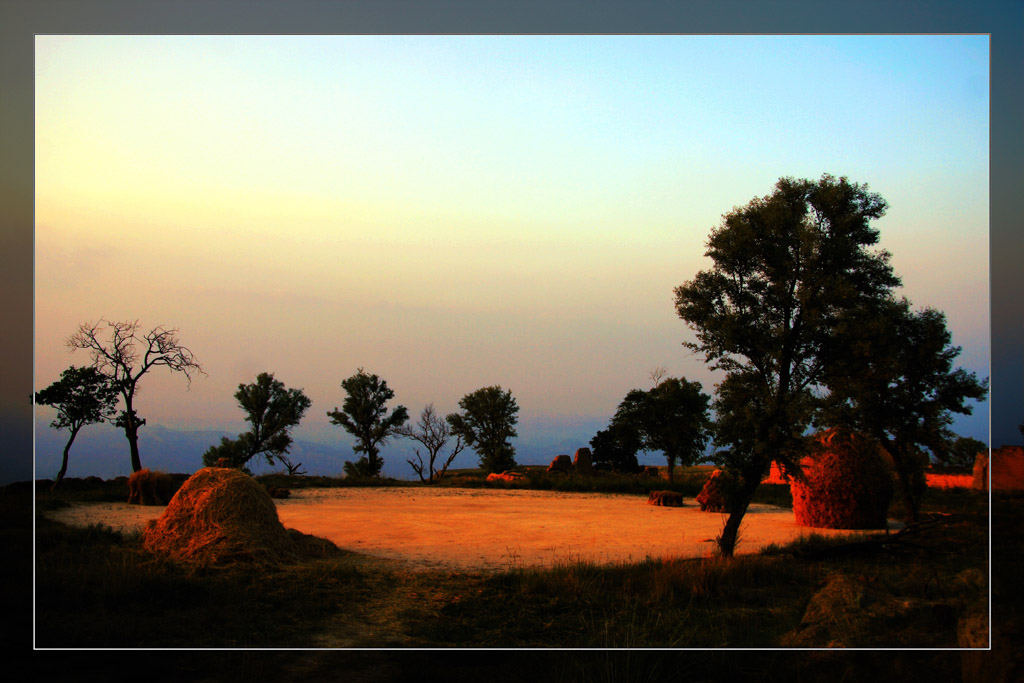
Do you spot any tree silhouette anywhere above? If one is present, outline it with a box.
[67,319,204,472]
[820,298,988,521]
[674,175,900,556]
[447,386,519,474]
[610,377,711,481]
[203,372,312,471]
[328,368,409,478]
[35,366,119,488]
[396,403,467,482]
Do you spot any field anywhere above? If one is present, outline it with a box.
[14,469,1022,682]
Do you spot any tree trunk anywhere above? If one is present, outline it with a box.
[716,459,766,557]
[53,426,80,489]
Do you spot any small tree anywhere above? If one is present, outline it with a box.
[820,298,988,522]
[328,368,409,478]
[609,377,712,482]
[589,422,642,473]
[202,372,312,471]
[396,403,467,482]
[67,319,204,472]
[35,366,120,488]
[943,436,987,471]
[447,386,519,474]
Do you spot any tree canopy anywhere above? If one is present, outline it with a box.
[35,365,120,487]
[67,319,204,472]
[674,174,900,556]
[447,386,519,474]
[819,297,988,521]
[609,377,711,481]
[203,372,312,471]
[328,368,409,478]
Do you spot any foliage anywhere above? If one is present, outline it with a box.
[67,319,204,472]
[327,368,409,478]
[589,422,642,473]
[673,174,900,555]
[202,372,312,470]
[447,386,520,473]
[35,365,120,487]
[819,297,988,521]
[609,377,711,481]
[941,436,987,471]
[395,403,467,482]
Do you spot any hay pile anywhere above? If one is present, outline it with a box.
[791,428,893,530]
[142,467,307,567]
[696,469,742,512]
[127,468,178,505]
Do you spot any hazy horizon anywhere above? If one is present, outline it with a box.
[32,35,990,482]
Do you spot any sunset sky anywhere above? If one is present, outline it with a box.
[34,35,990,474]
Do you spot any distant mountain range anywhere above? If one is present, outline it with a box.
[29,417,636,483]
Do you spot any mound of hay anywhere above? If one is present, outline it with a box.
[142,467,302,567]
[647,490,684,507]
[791,429,893,530]
[696,468,742,512]
[572,448,593,474]
[486,470,526,484]
[547,454,573,474]
[127,468,178,505]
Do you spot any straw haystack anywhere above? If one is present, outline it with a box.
[696,468,742,512]
[791,429,892,530]
[142,467,309,567]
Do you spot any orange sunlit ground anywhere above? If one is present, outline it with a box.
[46,487,900,572]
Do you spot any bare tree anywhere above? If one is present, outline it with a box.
[67,319,204,472]
[396,403,466,483]
[649,366,668,387]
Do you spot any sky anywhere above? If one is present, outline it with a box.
[34,34,991,475]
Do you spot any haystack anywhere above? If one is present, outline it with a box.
[142,467,301,567]
[696,468,742,512]
[127,468,178,505]
[647,490,684,507]
[791,429,892,530]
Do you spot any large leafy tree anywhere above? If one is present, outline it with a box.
[820,298,988,522]
[328,368,409,478]
[35,366,120,488]
[610,377,712,482]
[203,372,312,471]
[447,386,519,474]
[674,175,900,556]
[67,319,204,472]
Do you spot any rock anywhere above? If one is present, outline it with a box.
[696,469,742,512]
[547,455,573,474]
[572,448,593,474]
[647,490,684,507]
[791,428,893,529]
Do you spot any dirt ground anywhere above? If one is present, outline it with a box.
[44,487,899,572]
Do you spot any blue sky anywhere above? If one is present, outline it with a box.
[34,34,990,477]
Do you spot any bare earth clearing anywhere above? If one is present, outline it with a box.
[45,487,900,572]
